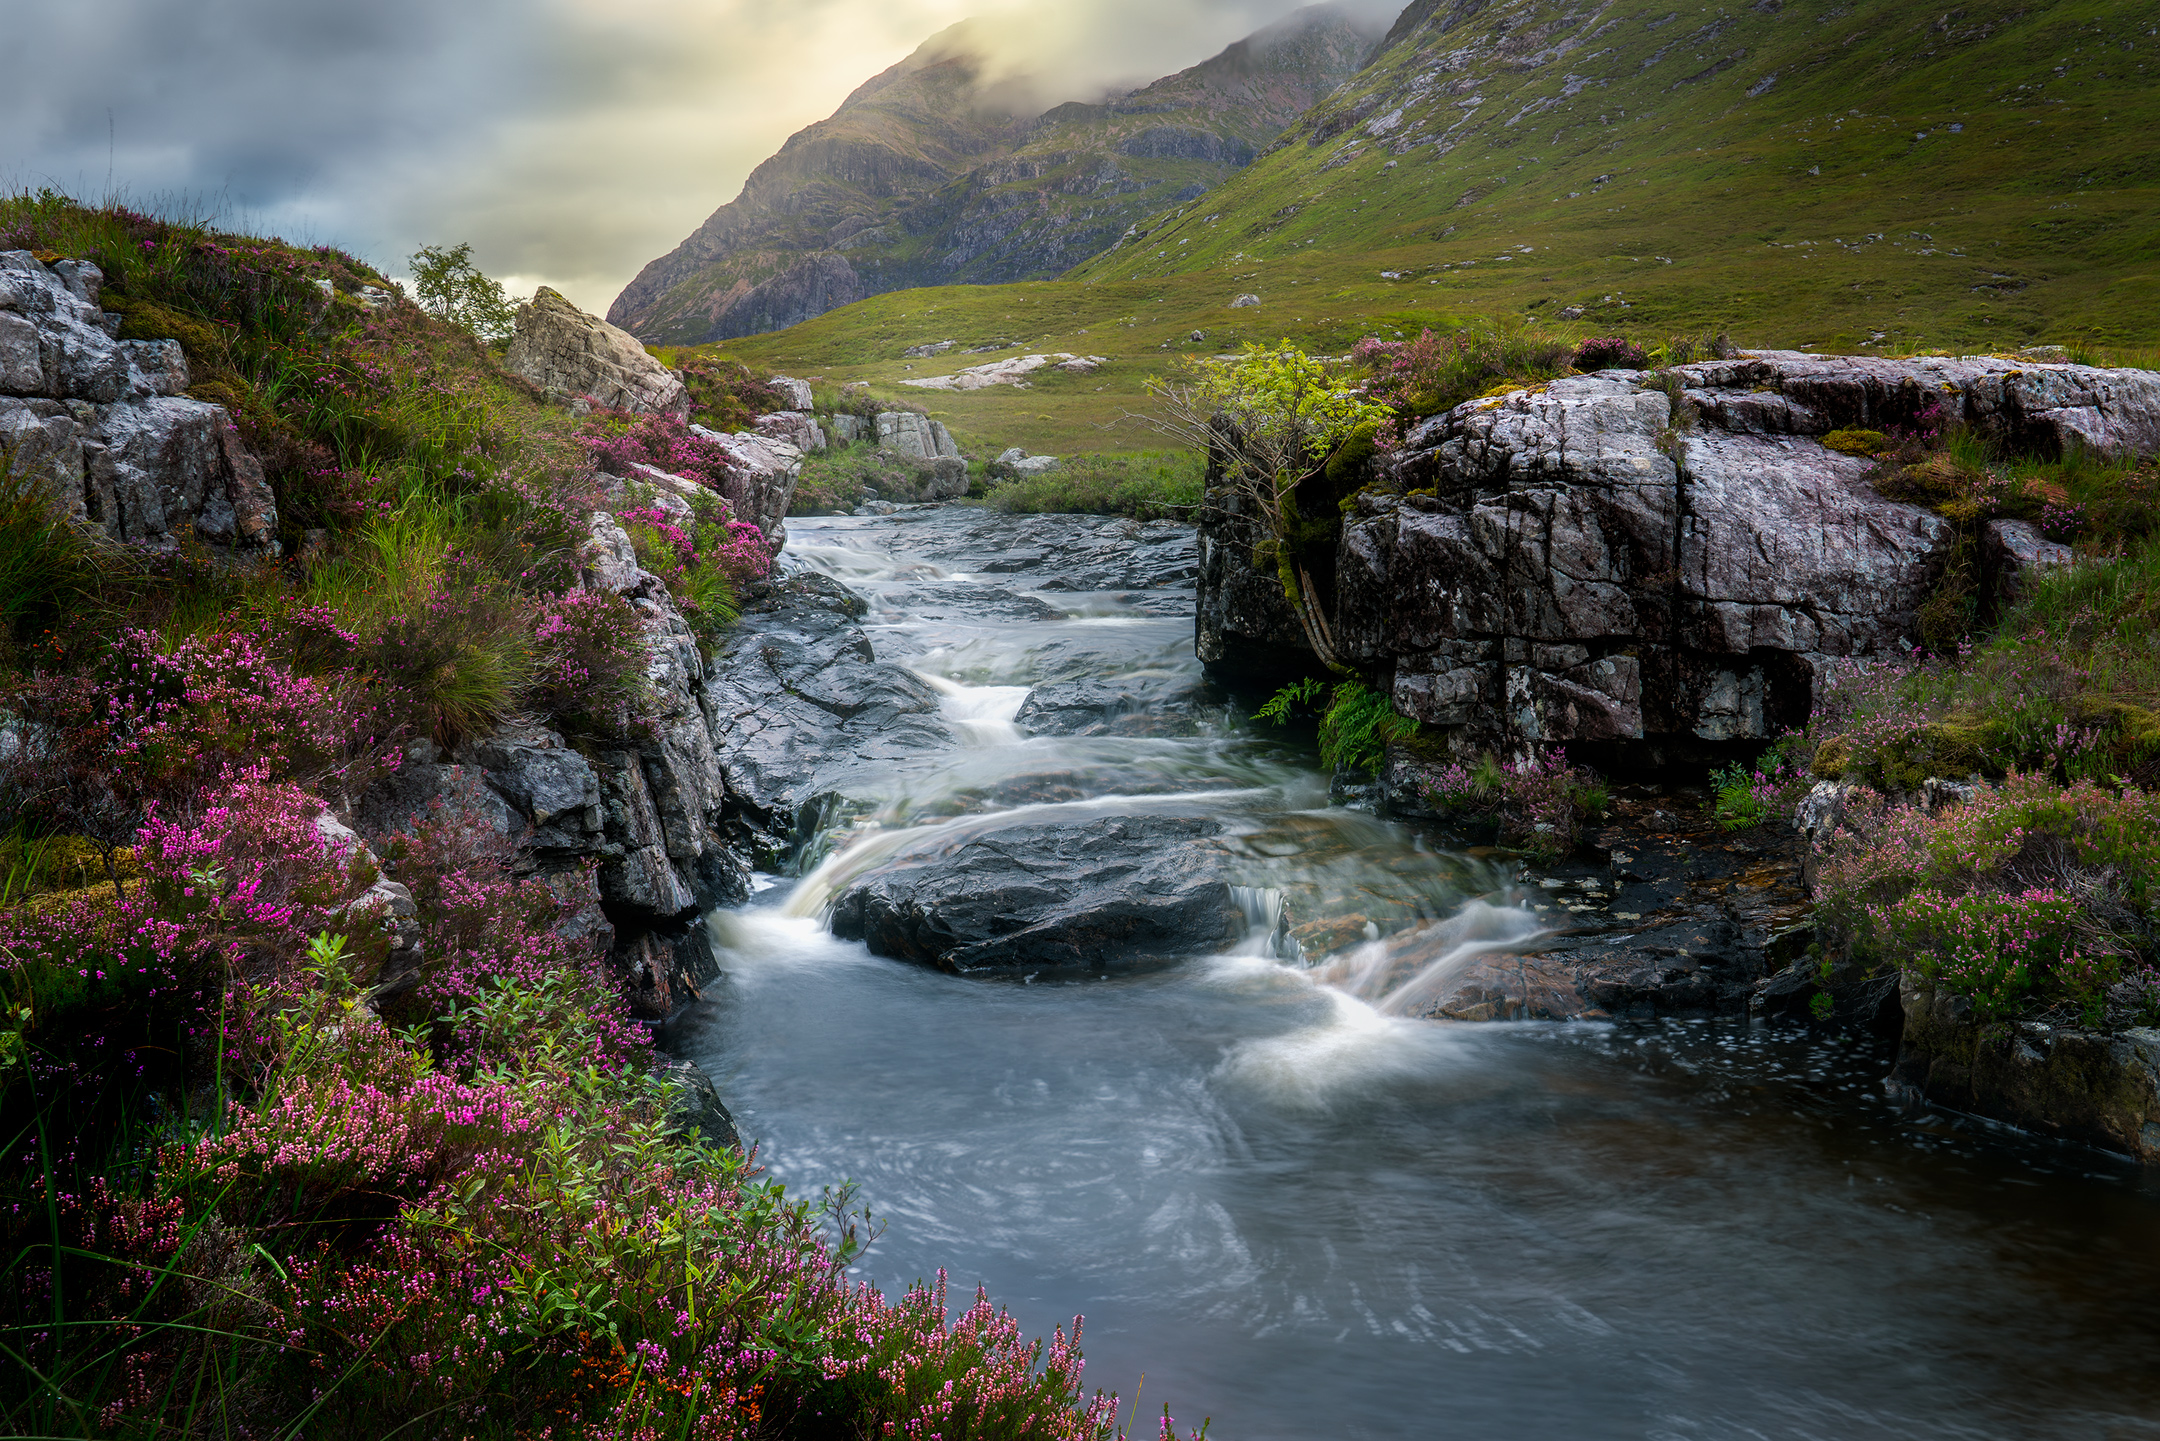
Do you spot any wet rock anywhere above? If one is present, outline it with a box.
[504,286,690,418]
[1894,975,2160,1163]
[0,251,279,555]
[657,1056,742,1150]
[829,814,1243,971]
[1015,680,1146,735]
[1396,791,1813,1023]
[703,573,951,858]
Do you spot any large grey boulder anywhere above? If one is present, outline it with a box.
[0,251,279,555]
[874,411,966,498]
[1205,352,2160,757]
[505,286,690,418]
[828,814,1244,971]
[766,375,814,411]
[1984,517,2074,608]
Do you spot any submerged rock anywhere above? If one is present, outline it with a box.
[828,814,1243,971]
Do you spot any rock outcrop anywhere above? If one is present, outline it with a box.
[1203,353,2160,758]
[899,353,1105,391]
[1893,975,2160,1164]
[688,426,802,551]
[0,251,279,554]
[504,287,690,419]
[354,510,756,1019]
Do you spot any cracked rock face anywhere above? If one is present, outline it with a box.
[1202,352,2160,757]
[504,286,690,419]
[0,251,278,555]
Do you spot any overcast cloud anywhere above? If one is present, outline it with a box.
[2,0,1397,314]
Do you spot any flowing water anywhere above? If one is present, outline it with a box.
[677,511,2160,1440]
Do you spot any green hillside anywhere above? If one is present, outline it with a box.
[716,0,2159,458]
[1074,0,2160,347]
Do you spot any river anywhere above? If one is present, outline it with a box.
[675,508,2160,1440]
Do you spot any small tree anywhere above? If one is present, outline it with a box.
[1140,343,1388,669]
[407,242,520,345]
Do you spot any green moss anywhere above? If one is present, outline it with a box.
[1823,428,1888,456]
[1812,736,1853,780]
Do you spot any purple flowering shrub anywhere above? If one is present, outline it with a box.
[582,410,737,492]
[615,500,773,644]
[528,587,656,738]
[1420,747,1610,861]
[1350,323,1575,417]
[1811,773,2160,1023]
[1570,335,1650,371]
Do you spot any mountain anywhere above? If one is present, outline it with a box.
[1068,0,2160,351]
[608,4,1383,344]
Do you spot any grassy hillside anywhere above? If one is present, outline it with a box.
[610,5,1377,346]
[713,0,2158,457]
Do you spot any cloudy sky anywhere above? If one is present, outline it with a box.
[3,0,1397,315]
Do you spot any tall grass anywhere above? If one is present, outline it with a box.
[980,450,1203,519]
[0,450,99,654]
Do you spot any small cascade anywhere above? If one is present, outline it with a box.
[1229,885,1301,962]
[917,671,1031,747]
[1311,900,1550,1016]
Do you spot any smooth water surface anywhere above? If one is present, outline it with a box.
[682,512,2160,1440]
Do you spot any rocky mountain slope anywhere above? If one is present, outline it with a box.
[609,4,1381,345]
[1071,0,2160,350]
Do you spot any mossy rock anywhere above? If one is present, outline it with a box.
[1812,735,1853,780]
[103,294,231,374]
[1877,715,2002,791]
[1822,428,1889,457]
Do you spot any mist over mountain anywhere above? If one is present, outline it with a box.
[609,3,1383,343]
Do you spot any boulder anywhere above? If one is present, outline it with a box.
[1014,680,1145,735]
[1229,294,1261,308]
[0,251,279,555]
[766,375,814,411]
[1984,517,2074,609]
[987,446,1058,480]
[901,341,956,359]
[828,815,1245,971]
[504,286,690,418]
[754,410,826,451]
[829,413,870,444]
[875,410,960,461]
[689,425,802,550]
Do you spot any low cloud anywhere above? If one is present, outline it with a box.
[1,0,1399,314]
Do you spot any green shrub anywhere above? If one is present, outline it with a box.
[980,450,1203,520]
[1317,679,1420,775]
